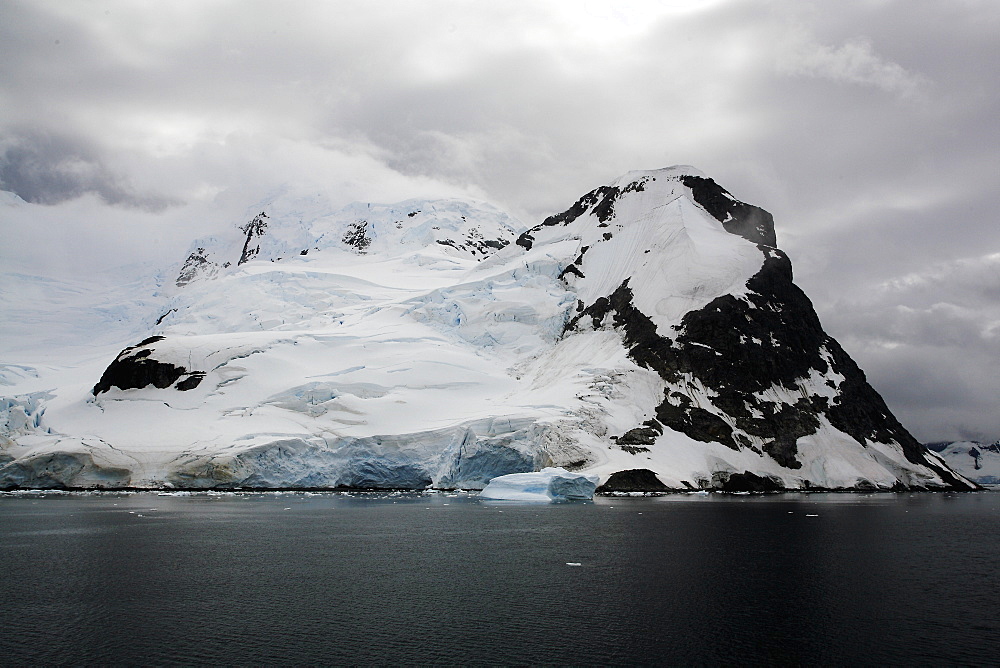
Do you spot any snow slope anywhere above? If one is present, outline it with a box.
[0,167,975,490]
[926,441,1000,484]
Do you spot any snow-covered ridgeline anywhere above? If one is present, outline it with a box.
[926,441,1000,484]
[0,167,976,491]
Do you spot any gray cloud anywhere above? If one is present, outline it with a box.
[0,131,176,209]
[1,0,998,441]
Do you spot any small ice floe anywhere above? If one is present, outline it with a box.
[479,467,599,502]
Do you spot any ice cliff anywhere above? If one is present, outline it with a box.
[0,168,976,491]
[480,468,599,501]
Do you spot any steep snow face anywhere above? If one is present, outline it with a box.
[927,441,1000,484]
[0,168,975,491]
[516,168,767,332]
[554,170,971,491]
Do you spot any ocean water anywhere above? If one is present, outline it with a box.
[1,491,998,666]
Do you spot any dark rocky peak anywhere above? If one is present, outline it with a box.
[515,176,652,251]
[517,168,774,253]
[516,185,620,250]
[176,247,217,287]
[681,175,777,247]
[238,211,269,265]
[574,264,968,487]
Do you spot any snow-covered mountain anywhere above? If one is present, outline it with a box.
[0,167,975,491]
[926,441,1000,485]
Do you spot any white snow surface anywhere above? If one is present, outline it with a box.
[479,467,599,501]
[931,441,1000,484]
[0,167,966,490]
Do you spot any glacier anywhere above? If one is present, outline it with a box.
[926,440,1000,485]
[0,167,977,491]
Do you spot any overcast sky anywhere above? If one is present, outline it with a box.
[1,0,997,442]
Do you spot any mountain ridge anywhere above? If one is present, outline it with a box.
[0,166,976,491]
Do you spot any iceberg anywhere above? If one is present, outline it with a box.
[479,467,599,502]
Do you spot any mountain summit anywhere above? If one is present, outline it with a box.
[0,167,975,491]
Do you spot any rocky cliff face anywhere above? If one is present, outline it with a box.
[0,167,976,491]
[545,173,967,490]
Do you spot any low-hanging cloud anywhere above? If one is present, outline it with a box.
[777,36,929,98]
[0,130,176,210]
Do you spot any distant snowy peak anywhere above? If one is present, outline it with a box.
[926,441,1000,484]
[176,196,519,287]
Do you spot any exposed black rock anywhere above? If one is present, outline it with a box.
[92,337,202,395]
[175,372,205,391]
[559,263,585,280]
[564,232,969,485]
[154,308,177,326]
[463,226,510,255]
[342,220,372,253]
[517,177,653,250]
[714,471,784,492]
[967,446,983,470]
[655,398,739,450]
[176,248,216,287]
[597,468,669,493]
[682,175,776,247]
[613,421,662,446]
[436,227,510,258]
[516,186,620,250]
[238,212,269,265]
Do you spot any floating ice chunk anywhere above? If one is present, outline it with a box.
[479,467,598,502]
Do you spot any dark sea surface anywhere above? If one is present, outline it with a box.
[1,490,998,666]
